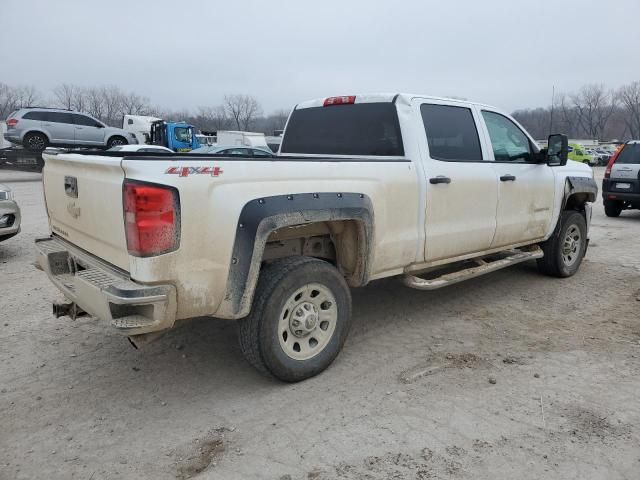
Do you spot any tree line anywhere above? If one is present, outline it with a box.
[512,82,640,141]
[0,82,288,135]
[3,80,640,141]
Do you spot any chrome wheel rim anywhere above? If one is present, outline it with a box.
[278,283,337,360]
[562,224,581,267]
[110,138,124,146]
[28,135,45,149]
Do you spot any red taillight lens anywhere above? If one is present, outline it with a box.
[604,145,623,178]
[6,118,18,128]
[123,181,179,256]
[323,95,356,106]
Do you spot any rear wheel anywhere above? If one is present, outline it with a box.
[107,136,127,148]
[537,210,587,278]
[23,132,48,151]
[238,256,352,382]
[604,200,623,217]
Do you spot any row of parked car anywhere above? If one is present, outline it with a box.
[3,107,277,158]
[567,143,616,166]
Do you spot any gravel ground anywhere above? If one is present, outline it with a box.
[1,167,639,480]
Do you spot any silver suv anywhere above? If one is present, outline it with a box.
[4,108,138,151]
[602,141,640,217]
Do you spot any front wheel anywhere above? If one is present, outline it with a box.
[537,210,587,278]
[238,257,352,382]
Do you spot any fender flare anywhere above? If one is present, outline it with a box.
[562,176,598,210]
[218,192,374,318]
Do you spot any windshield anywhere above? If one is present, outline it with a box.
[280,102,404,156]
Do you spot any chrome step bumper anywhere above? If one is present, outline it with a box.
[35,236,177,335]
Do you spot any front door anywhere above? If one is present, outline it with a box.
[479,110,555,248]
[417,100,499,262]
[72,114,105,146]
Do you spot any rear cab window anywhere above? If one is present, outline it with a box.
[280,102,404,156]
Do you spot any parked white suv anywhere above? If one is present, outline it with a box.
[35,93,597,381]
[4,108,138,151]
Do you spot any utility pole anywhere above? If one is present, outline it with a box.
[549,85,555,135]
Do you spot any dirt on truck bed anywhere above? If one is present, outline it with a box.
[1,168,639,480]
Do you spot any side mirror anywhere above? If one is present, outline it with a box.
[547,134,568,166]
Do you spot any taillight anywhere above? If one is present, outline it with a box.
[6,118,18,128]
[323,96,356,106]
[604,145,623,178]
[123,181,179,256]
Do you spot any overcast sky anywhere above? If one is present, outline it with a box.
[2,0,639,114]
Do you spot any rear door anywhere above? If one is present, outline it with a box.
[43,112,75,144]
[417,100,499,262]
[43,153,129,270]
[478,110,555,248]
[610,142,640,194]
[72,114,106,146]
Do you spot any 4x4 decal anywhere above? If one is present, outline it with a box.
[165,166,223,177]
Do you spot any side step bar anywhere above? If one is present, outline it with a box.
[403,246,543,291]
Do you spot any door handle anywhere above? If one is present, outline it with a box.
[500,174,516,182]
[429,176,451,184]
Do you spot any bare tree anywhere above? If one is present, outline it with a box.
[618,81,640,139]
[85,87,105,120]
[120,92,150,116]
[101,86,124,126]
[52,84,76,110]
[223,94,262,131]
[0,83,41,119]
[571,84,617,139]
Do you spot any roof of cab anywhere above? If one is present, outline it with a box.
[295,93,496,110]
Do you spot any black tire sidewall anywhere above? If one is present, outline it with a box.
[259,261,352,382]
[604,201,622,217]
[554,211,587,277]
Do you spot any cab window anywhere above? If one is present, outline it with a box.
[420,104,482,161]
[482,111,532,162]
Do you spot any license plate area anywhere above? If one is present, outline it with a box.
[616,182,631,189]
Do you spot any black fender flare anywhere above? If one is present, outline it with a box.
[562,176,598,210]
[219,192,374,318]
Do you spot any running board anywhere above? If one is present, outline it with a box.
[403,247,543,291]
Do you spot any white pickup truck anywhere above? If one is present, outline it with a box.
[36,93,597,381]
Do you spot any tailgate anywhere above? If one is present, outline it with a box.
[42,153,130,270]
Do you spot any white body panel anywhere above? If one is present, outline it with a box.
[41,93,594,323]
[216,131,268,148]
[122,115,161,145]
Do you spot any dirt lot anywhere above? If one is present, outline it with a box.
[1,168,639,480]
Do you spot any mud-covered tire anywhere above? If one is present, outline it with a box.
[238,256,352,382]
[604,200,622,218]
[23,132,48,151]
[106,136,127,148]
[537,210,587,278]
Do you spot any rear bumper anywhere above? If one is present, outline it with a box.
[35,236,177,335]
[3,132,21,144]
[602,179,640,203]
